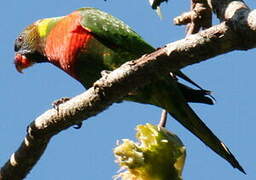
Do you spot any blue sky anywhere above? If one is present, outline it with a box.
[1,0,256,179]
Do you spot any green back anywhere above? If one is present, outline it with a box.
[78,7,155,58]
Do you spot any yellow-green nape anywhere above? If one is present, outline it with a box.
[35,17,63,38]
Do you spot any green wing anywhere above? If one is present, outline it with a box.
[78,7,155,57]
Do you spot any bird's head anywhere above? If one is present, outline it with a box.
[14,20,51,73]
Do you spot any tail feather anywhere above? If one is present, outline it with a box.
[177,82,214,105]
[176,71,206,90]
[151,79,245,173]
[168,106,245,174]
[126,74,245,173]
[176,71,216,102]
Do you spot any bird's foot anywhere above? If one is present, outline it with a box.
[52,97,70,111]
[93,70,112,97]
[52,97,83,129]
[101,70,112,77]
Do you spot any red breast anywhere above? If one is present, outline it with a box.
[45,11,92,77]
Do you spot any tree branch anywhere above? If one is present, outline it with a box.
[174,0,212,35]
[1,0,256,179]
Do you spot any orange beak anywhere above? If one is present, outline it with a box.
[14,53,33,73]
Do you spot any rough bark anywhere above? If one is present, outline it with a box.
[1,0,256,179]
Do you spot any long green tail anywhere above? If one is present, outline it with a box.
[127,76,245,173]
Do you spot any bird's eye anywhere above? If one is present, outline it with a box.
[17,36,23,43]
[14,36,23,52]
[15,35,23,51]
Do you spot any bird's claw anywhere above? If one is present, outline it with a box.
[73,122,83,129]
[52,97,70,111]
[52,97,83,130]
[101,70,112,77]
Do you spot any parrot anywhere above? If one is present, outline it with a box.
[14,7,244,173]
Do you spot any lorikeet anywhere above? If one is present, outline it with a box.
[14,7,244,173]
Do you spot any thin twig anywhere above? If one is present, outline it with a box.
[158,109,168,128]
